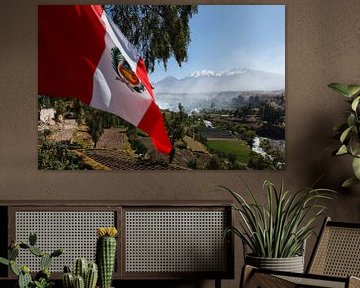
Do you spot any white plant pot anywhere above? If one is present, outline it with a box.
[245,254,305,273]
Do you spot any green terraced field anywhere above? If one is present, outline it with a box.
[207,139,250,163]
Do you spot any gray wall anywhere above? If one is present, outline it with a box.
[1,0,360,287]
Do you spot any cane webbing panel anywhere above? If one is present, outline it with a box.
[15,211,115,272]
[309,226,360,277]
[125,210,227,273]
[277,275,345,288]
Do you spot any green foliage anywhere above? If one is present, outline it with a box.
[222,179,335,258]
[0,233,63,288]
[86,112,104,147]
[247,151,272,170]
[328,83,360,187]
[107,5,198,72]
[126,125,148,155]
[187,158,198,169]
[165,103,188,145]
[38,135,83,170]
[32,278,54,288]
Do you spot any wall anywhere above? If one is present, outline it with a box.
[1,0,360,287]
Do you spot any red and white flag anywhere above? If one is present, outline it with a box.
[39,5,173,154]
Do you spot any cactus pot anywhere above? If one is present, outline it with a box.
[245,254,304,273]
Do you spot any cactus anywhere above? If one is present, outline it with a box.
[96,227,118,288]
[41,253,52,270]
[74,258,87,279]
[9,246,19,260]
[18,270,32,288]
[74,275,85,288]
[29,245,44,257]
[0,232,63,288]
[85,263,98,288]
[29,232,37,246]
[63,272,74,288]
[63,260,98,288]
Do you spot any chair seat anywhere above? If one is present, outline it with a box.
[243,265,360,288]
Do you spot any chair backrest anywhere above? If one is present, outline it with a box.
[307,217,360,277]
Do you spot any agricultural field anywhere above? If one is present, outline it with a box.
[206,139,250,164]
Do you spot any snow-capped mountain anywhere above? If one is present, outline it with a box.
[153,68,285,112]
[154,68,284,94]
[187,70,222,78]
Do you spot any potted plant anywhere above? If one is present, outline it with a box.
[328,83,360,187]
[222,179,334,273]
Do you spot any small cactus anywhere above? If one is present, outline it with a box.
[18,268,32,288]
[85,263,98,288]
[74,275,85,288]
[74,258,87,279]
[96,227,118,288]
[63,272,74,288]
[63,259,98,288]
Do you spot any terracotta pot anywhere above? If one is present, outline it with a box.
[245,254,305,273]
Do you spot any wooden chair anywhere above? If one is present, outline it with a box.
[241,217,360,288]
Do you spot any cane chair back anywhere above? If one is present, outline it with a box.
[307,217,360,278]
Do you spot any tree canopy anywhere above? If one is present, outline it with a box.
[107,5,198,72]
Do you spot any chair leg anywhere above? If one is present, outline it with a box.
[240,265,255,288]
[240,265,296,288]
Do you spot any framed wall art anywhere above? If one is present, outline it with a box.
[38,4,285,171]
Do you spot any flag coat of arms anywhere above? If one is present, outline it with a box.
[39,5,173,155]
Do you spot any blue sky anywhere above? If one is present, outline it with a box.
[149,5,285,83]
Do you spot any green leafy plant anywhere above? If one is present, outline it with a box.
[328,83,360,187]
[222,179,335,258]
[0,232,63,288]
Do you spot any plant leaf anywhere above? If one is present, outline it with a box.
[336,145,348,155]
[328,83,351,97]
[347,85,360,97]
[352,157,360,179]
[0,257,9,266]
[352,96,360,111]
[340,126,353,143]
[347,114,356,128]
[342,177,360,188]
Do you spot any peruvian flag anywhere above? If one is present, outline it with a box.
[39,5,173,155]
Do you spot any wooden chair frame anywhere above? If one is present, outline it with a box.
[241,217,360,288]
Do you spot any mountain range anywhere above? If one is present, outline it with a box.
[153,68,285,112]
